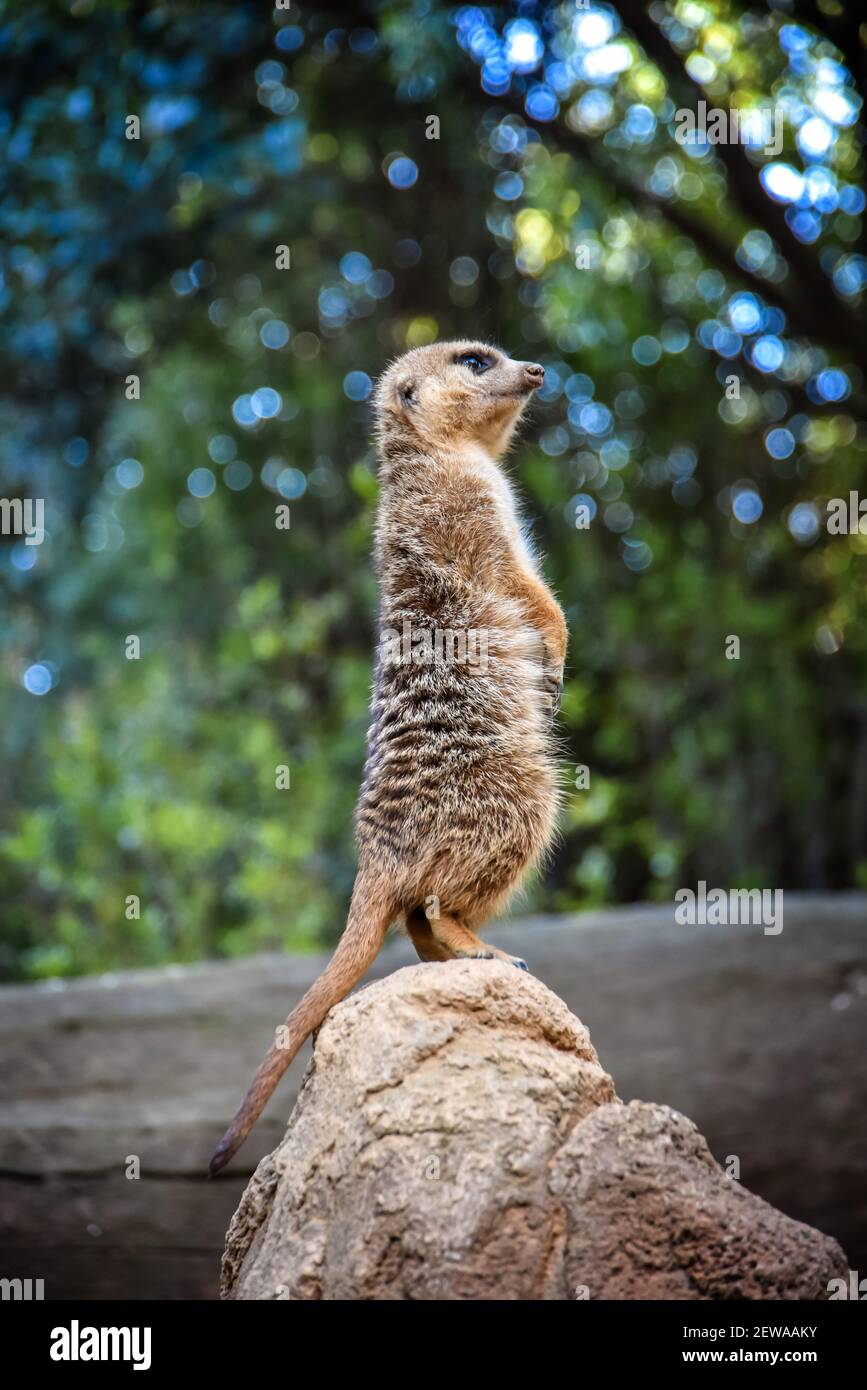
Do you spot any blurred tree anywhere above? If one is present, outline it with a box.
[0,0,865,979]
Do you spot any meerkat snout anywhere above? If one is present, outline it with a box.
[375,340,545,458]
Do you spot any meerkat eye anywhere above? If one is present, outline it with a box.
[455,351,492,375]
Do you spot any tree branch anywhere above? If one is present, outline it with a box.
[614,0,865,371]
[457,71,861,382]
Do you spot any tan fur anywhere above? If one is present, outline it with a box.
[209,341,567,1176]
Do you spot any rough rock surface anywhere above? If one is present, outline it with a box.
[221,961,848,1300]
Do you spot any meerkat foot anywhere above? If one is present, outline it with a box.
[454,946,529,971]
[429,916,490,958]
[436,930,528,971]
[425,914,529,972]
[485,946,528,971]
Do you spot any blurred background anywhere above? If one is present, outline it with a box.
[1,0,866,985]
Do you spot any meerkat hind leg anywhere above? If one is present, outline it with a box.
[406,909,455,963]
[428,913,528,971]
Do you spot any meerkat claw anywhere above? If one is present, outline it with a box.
[542,673,563,718]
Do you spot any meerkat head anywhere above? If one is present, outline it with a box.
[374,340,545,459]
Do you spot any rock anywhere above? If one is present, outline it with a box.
[551,1104,845,1300]
[4,896,861,1298]
[221,960,848,1300]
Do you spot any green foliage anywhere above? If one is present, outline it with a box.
[0,0,865,979]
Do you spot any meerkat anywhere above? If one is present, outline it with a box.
[209,340,568,1177]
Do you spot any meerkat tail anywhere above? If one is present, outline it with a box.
[208,876,395,1177]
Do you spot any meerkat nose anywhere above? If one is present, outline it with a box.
[523,362,545,389]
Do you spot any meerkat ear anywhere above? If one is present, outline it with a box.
[396,377,417,411]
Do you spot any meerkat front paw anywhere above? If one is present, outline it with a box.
[542,665,563,718]
[540,641,565,719]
